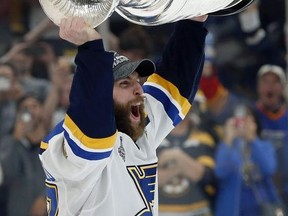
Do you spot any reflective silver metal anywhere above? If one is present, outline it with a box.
[115,0,232,25]
[39,0,254,27]
[39,0,119,27]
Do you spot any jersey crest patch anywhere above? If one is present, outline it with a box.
[127,163,157,215]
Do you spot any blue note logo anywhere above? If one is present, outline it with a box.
[127,163,157,215]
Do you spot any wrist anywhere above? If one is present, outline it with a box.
[79,39,105,52]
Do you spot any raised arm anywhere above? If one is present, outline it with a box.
[152,16,208,102]
[142,16,208,146]
[59,17,117,158]
[144,16,207,126]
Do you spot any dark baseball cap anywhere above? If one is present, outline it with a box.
[111,51,156,81]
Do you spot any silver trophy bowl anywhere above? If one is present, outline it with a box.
[39,0,119,27]
[39,0,255,27]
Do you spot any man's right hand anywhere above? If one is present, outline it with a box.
[59,17,102,46]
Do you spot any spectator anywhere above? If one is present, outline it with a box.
[0,62,23,216]
[214,104,283,216]
[0,94,48,216]
[206,1,286,99]
[0,62,23,138]
[157,92,216,216]
[200,36,288,214]
[254,64,288,212]
[199,33,252,142]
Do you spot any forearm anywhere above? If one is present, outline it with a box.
[23,18,55,43]
[157,20,207,102]
[67,40,116,138]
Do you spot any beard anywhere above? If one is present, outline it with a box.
[114,97,146,141]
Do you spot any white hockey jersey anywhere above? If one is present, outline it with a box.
[39,20,207,216]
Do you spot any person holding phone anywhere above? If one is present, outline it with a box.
[0,94,48,216]
[214,104,283,216]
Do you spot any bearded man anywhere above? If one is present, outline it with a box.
[39,15,208,216]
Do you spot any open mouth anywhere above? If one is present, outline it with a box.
[129,95,145,123]
[130,103,141,121]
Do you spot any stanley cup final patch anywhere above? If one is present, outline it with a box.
[112,52,129,69]
[118,136,126,162]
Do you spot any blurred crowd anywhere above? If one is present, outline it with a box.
[0,0,287,215]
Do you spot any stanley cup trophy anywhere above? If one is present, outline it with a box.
[39,0,255,28]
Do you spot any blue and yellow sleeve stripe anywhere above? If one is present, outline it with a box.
[143,74,191,126]
[40,115,117,161]
[63,114,116,160]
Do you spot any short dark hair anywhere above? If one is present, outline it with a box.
[16,93,42,110]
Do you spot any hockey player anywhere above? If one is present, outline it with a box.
[39,15,208,215]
